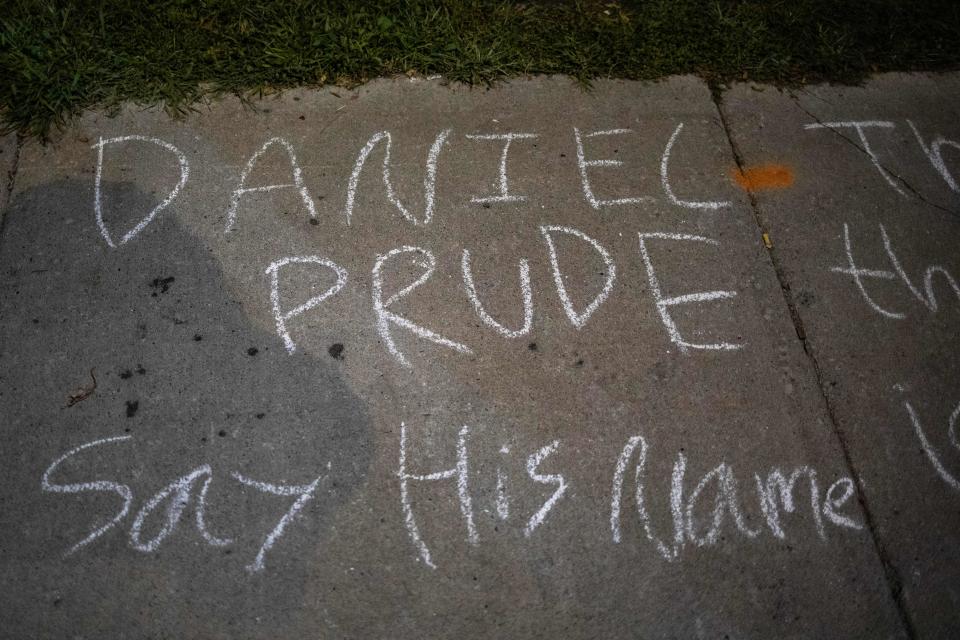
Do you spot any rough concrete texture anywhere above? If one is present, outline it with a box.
[0,73,955,638]
[0,133,19,224]
[722,74,960,639]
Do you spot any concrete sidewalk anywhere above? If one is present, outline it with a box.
[0,73,958,639]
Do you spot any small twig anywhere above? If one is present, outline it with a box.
[66,368,97,407]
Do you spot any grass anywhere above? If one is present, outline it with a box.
[2,0,959,140]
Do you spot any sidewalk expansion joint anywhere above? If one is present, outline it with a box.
[709,81,918,640]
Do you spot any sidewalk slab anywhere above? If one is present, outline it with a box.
[0,76,907,638]
[722,73,960,639]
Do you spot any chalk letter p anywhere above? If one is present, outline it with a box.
[265,256,348,354]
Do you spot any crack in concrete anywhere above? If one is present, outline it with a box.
[788,94,959,222]
[710,82,918,640]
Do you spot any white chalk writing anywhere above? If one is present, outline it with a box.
[93,136,189,247]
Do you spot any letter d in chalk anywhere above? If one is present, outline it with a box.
[540,225,617,329]
[92,136,190,248]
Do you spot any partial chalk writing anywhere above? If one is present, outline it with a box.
[345,129,451,226]
[523,440,567,537]
[908,119,960,193]
[398,422,476,569]
[41,435,134,556]
[467,132,537,203]
[372,246,473,368]
[804,121,905,195]
[225,137,317,233]
[265,256,348,354]
[574,128,654,208]
[232,472,323,573]
[660,123,730,209]
[540,225,616,329]
[904,393,960,492]
[832,223,959,319]
[637,232,743,353]
[93,136,189,247]
[461,248,533,338]
[611,434,862,562]
[42,438,323,574]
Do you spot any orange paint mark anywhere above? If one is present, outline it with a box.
[733,164,795,192]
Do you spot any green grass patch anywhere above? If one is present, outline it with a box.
[2,0,959,140]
